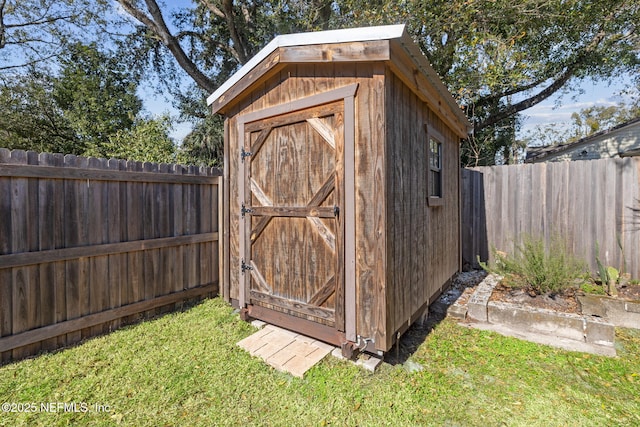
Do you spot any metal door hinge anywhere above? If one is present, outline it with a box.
[241,147,252,162]
[333,205,340,217]
[241,203,254,217]
[241,259,253,273]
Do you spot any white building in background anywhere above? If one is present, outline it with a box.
[526,117,640,163]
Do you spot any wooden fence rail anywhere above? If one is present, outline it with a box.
[0,149,222,363]
[461,158,640,279]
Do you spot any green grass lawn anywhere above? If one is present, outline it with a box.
[1,297,639,426]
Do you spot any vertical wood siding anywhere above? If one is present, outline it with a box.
[383,73,460,349]
[0,149,221,363]
[461,158,640,279]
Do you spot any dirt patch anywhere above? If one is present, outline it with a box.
[488,281,640,314]
[489,283,580,314]
[441,270,488,306]
[617,284,640,301]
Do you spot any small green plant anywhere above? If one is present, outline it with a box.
[480,234,587,295]
[594,241,632,296]
[580,281,607,295]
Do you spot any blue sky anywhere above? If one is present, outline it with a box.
[519,75,637,138]
[140,90,193,142]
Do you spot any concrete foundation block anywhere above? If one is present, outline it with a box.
[578,294,640,329]
[466,275,497,322]
[356,355,383,372]
[251,320,267,329]
[577,294,607,317]
[585,318,615,346]
[467,298,488,322]
[447,303,468,319]
[487,301,586,342]
[626,301,640,314]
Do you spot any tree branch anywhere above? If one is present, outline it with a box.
[0,55,59,71]
[220,0,250,64]
[200,0,247,63]
[0,0,7,48]
[476,11,614,132]
[476,65,576,131]
[202,0,226,19]
[117,0,216,93]
[5,14,74,29]
[476,76,549,108]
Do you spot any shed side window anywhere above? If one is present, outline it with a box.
[426,125,444,206]
[429,137,442,195]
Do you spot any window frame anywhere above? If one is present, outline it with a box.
[426,124,444,206]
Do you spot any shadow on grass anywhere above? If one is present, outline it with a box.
[0,295,213,368]
[383,270,487,366]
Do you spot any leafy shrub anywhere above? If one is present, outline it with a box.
[480,234,587,295]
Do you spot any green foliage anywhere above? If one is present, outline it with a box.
[53,43,142,149]
[593,238,636,296]
[608,266,620,284]
[0,43,176,163]
[91,115,177,164]
[177,115,224,167]
[0,69,81,154]
[481,234,587,295]
[580,281,607,295]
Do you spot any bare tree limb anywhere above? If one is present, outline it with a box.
[202,0,226,19]
[199,0,249,64]
[476,12,613,132]
[0,0,7,48]
[5,15,74,30]
[116,0,216,93]
[476,64,576,131]
[220,0,250,64]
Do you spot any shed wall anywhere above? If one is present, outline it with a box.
[384,72,461,349]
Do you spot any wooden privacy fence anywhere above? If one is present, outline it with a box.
[0,149,222,362]
[461,157,640,279]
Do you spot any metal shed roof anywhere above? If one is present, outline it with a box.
[207,24,472,137]
[206,24,406,106]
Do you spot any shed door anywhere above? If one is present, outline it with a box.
[239,100,345,329]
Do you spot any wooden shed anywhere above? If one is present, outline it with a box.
[208,24,471,355]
